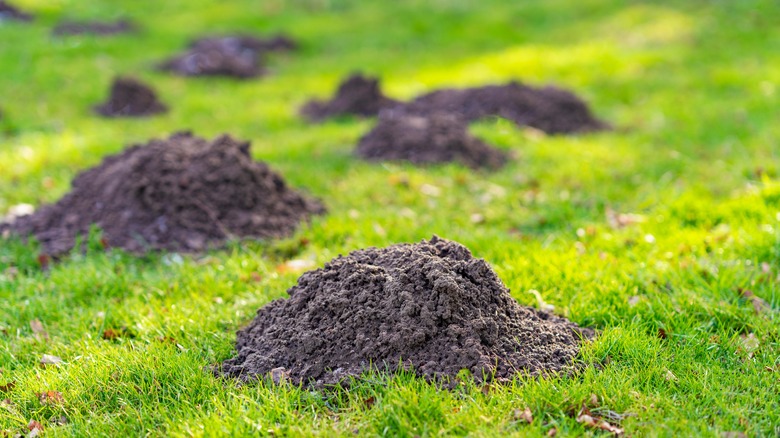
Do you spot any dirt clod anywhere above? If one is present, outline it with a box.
[0,1,32,21]
[52,19,135,36]
[301,74,401,121]
[94,77,167,118]
[2,132,325,255]
[356,111,508,169]
[218,236,593,387]
[159,34,297,78]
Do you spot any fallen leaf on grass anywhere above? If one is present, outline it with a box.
[276,259,315,274]
[664,369,678,382]
[29,320,48,340]
[576,413,624,435]
[0,382,15,392]
[606,208,645,229]
[738,333,759,359]
[102,327,134,340]
[721,432,746,438]
[627,296,640,307]
[363,396,376,409]
[546,427,557,436]
[27,420,44,435]
[40,355,62,366]
[51,415,69,426]
[512,407,533,424]
[738,289,770,315]
[657,328,668,339]
[37,391,64,405]
[37,254,51,270]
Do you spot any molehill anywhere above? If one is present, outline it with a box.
[0,1,32,21]
[300,74,401,121]
[356,111,508,169]
[159,34,297,78]
[94,77,167,118]
[2,132,325,255]
[218,236,593,387]
[53,19,135,36]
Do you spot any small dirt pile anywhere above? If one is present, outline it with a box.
[218,236,593,387]
[53,19,135,36]
[356,111,508,169]
[404,82,607,134]
[159,34,297,78]
[3,132,325,255]
[94,77,167,117]
[0,1,32,21]
[301,74,401,121]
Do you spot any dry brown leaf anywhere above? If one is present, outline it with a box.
[627,296,640,307]
[37,390,64,405]
[512,407,533,424]
[40,354,62,366]
[738,289,770,314]
[29,319,48,340]
[0,381,14,392]
[27,420,44,433]
[576,413,624,435]
[546,428,557,437]
[657,328,668,339]
[364,396,376,409]
[606,208,645,229]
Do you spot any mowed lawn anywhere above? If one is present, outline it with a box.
[1,0,779,436]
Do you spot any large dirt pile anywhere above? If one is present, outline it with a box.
[53,19,135,36]
[218,236,593,387]
[94,77,167,117]
[0,1,32,21]
[159,34,297,78]
[300,74,401,121]
[356,111,508,169]
[2,132,325,255]
[404,82,607,134]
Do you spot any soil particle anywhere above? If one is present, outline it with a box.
[159,34,297,78]
[356,111,508,169]
[2,132,325,255]
[300,74,401,121]
[52,19,135,36]
[0,1,31,21]
[94,77,167,118]
[404,82,607,134]
[218,236,593,387]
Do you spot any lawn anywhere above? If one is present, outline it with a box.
[1,0,779,436]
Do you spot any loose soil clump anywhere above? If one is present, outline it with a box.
[159,34,297,79]
[2,132,325,255]
[218,236,593,387]
[301,74,401,121]
[94,77,167,118]
[0,1,32,21]
[404,82,607,134]
[53,19,135,36]
[356,111,508,169]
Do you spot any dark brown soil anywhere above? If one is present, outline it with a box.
[2,132,325,256]
[94,77,167,118]
[356,111,508,169]
[300,74,401,121]
[159,34,297,78]
[404,82,607,134]
[0,1,32,21]
[218,236,593,387]
[53,19,135,36]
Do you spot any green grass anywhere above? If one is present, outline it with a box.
[1,0,779,436]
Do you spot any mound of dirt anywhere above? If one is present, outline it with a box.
[94,77,167,118]
[0,1,32,21]
[3,132,325,255]
[300,74,401,121]
[53,19,135,36]
[356,111,508,169]
[404,82,607,134]
[218,236,593,387]
[159,34,297,78]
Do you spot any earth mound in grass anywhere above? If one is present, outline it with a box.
[159,34,297,78]
[356,111,508,169]
[404,82,607,134]
[2,132,325,255]
[94,77,167,117]
[301,74,401,121]
[0,1,32,21]
[53,19,135,36]
[218,236,593,387]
